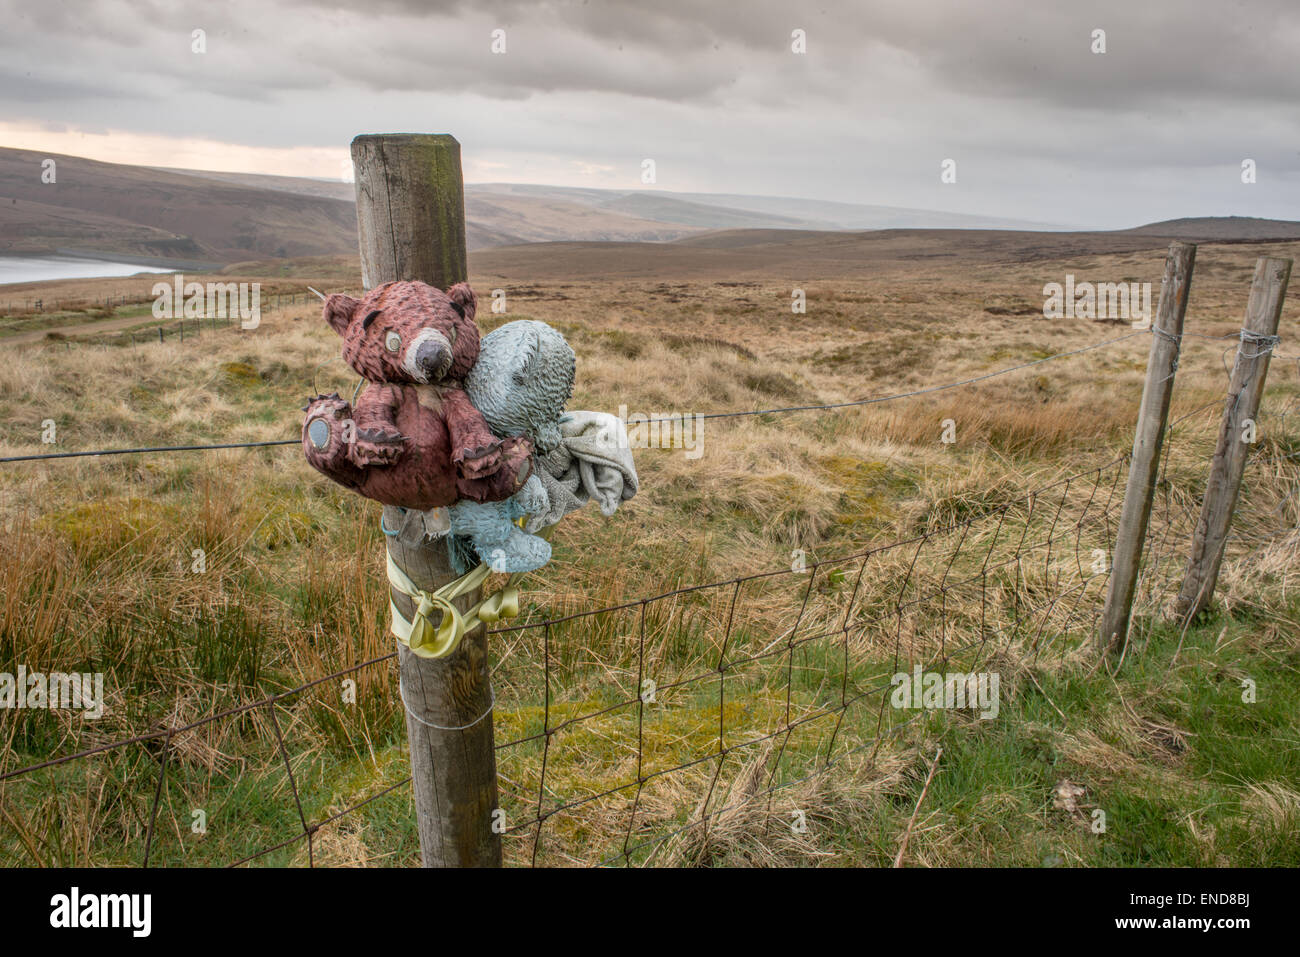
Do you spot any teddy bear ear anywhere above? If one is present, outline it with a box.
[323,294,359,336]
[446,282,477,322]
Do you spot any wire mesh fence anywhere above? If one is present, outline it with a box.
[8,289,336,352]
[1,331,1296,867]
[2,427,1288,867]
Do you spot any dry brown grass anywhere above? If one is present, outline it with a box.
[1,238,1298,866]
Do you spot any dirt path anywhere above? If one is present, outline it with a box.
[4,313,172,346]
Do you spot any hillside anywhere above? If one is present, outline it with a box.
[5,147,1300,274]
[0,148,1072,268]
[0,148,358,263]
[462,182,1056,232]
[155,167,705,245]
[1124,216,1300,240]
[470,227,1243,282]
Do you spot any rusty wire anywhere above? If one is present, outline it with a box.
[0,338,1292,866]
[1,451,1143,867]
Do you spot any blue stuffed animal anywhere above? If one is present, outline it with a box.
[444,320,575,573]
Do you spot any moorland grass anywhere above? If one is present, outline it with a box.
[1,243,1298,866]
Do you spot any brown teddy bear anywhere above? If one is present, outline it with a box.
[301,280,532,509]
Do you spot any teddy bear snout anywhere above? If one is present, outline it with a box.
[405,331,453,383]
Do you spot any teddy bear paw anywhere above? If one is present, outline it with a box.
[454,439,504,480]
[498,436,534,488]
[348,427,406,467]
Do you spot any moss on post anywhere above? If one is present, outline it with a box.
[350,134,468,292]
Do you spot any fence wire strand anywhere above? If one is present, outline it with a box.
[2,328,1297,866]
[0,329,1145,464]
[0,451,1139,866]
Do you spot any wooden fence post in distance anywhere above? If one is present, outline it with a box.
[1099,241,1196,655]
[1173,256,1292,623]
[350,133,501,867]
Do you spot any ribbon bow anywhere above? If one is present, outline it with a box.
[387,553,522,659]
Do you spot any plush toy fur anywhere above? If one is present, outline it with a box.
[301,280,532,509]
[444,320,576,573]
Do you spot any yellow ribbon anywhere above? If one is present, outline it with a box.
[477,585,520,623]
[386,553,523,659]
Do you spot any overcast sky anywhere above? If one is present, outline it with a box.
[1,0,1297,228]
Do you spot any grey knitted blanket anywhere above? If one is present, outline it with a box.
[524,411,639,532]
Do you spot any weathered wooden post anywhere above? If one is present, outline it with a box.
[1100,241,1196,654]
[350,133,501,867]
[1173,256,1292,623]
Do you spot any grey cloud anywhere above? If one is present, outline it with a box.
[0,0,1296,227]
[9,1,1300,108]
[269,0,1300,109]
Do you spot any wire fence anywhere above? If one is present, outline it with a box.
[0,451,1136,866]
[1,292,137,316]
[0,329,1146,463]
[6,289,328,352]
[0,326,1296,867]
[492,454,1130,865]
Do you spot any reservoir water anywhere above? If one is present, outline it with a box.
[0,255,174,285]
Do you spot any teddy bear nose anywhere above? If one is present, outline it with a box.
[414,340,450,380]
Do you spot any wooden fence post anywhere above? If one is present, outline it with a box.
[350,133,501,868]
[1173,256,1292,623]
[1099,241,1196,654]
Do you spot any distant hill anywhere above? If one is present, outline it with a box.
[660,190,1045,229]
[465,182,1051,231]
[3,147,1300,271]
[149,167,356,202]
[152,168,702,246]
[472,226,1300,282]
[1123,216,1300,241]
[0,148,357,264]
